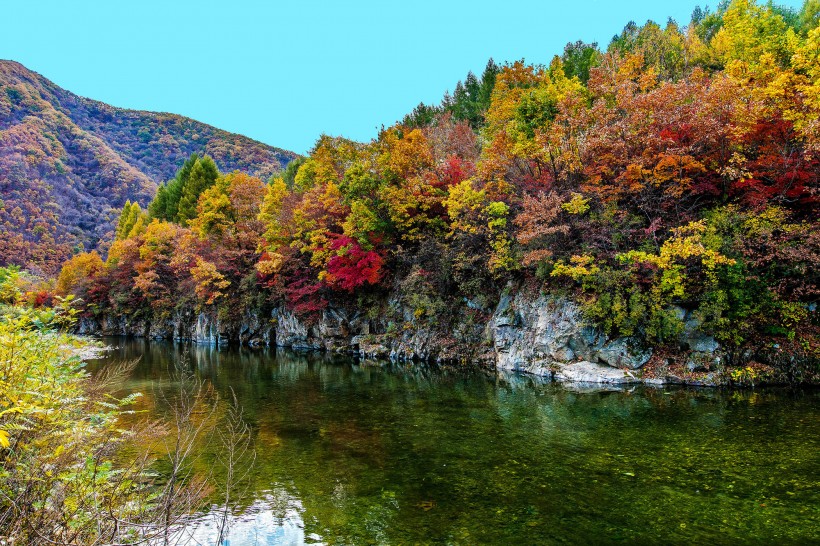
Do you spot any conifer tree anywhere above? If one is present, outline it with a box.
[177,155,220,225]
[115,200,132,239]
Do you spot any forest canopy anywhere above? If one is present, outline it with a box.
[55,0,819,371]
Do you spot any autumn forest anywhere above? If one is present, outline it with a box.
[6,0,820,380]
[2,1,820,543]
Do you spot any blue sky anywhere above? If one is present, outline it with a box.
[1,0,805,155]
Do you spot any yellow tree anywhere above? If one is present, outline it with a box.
[710,0,797,68]
[55,251,105,298]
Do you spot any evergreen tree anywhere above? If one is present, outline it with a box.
[148,184,168,219]
[115,200,132,239]
[177,155,220,225]
[441,60,500,129]
[402,102,441,129]
[146,153,200,221]
[167,153,200,221]
[114,202,144,240]
[279,157,307,190]
[478,58,500,112]
[451,80,468,121]
[164,177,184,221]
[561,41,600,84]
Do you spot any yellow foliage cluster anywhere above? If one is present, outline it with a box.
[619,221,736,272]
[551,255,600,280]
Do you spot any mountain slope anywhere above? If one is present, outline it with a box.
[0,60,298,274]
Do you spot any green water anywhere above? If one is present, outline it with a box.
[95,339,820,545]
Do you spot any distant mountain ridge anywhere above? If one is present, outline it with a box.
[0,60,298,274]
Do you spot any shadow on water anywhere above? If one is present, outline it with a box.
[91,338,820,545]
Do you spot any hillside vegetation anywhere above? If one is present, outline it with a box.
[0,60,297,274]
[58,0,819,379]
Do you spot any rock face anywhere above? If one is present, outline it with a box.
[596,338,652,369]
[81,283,723,385]
[485,288,723,385]
[488,290,654,373]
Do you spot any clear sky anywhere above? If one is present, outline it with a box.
[0,0,805,155]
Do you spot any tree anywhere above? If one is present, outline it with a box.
[279,157,307,189]
[441,59,501,129]
[115,200,133,239]
[177,155,220,225]
[133,220,188,318]
[322,235,384,292]
[561,41,601,83]
[402,102,441,129]
[55,251,104,298]
[148,153,199,221]
[115,201,147,240]
[798,0,820,33]
[514,192,570,266]
[710,0,796,68]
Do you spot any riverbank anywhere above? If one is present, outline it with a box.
[77,283,818,387]
[0,310,219,543]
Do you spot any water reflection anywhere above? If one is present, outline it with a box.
[93,338,820,545]
[182,492,309,546]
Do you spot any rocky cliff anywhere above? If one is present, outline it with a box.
[80,283,727,386]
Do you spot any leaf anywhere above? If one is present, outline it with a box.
[0,429,10,448]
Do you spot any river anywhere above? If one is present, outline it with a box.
[92,338,819,545]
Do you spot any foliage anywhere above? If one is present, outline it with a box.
[0,310,151,543]
[0,267,24,306]
[55,251,104,299]
[323,236,385,292]
[51,0,819,374]
[0,61,296,275]
[0,305,257,543]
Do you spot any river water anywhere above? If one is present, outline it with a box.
[94,338,819,545]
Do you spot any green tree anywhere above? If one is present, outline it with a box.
[114,200,133,239]
[798,0,820,33]
[478,58,500,113]
[561,41,601,83]
[148,184,168,219]
[177,155,220,225]
[442,59,501,129]
[279,157,307,190]
[148,153,200,221]
[402,102,441,129]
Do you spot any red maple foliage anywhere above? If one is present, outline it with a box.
[324,236,384,292]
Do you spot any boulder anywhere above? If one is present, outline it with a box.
[596,338,652,370]
[554,361,641,384]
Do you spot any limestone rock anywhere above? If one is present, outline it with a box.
[554,361,641,384]
[490,292,597,371]
[597,338,652,370]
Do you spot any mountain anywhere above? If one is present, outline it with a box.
[0,60,298,275]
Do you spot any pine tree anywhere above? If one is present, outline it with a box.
[478,58,500,112]
[177,155,220,225]
[146,153,200,221]
[114,200,132,239]
[148,184,168,220]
